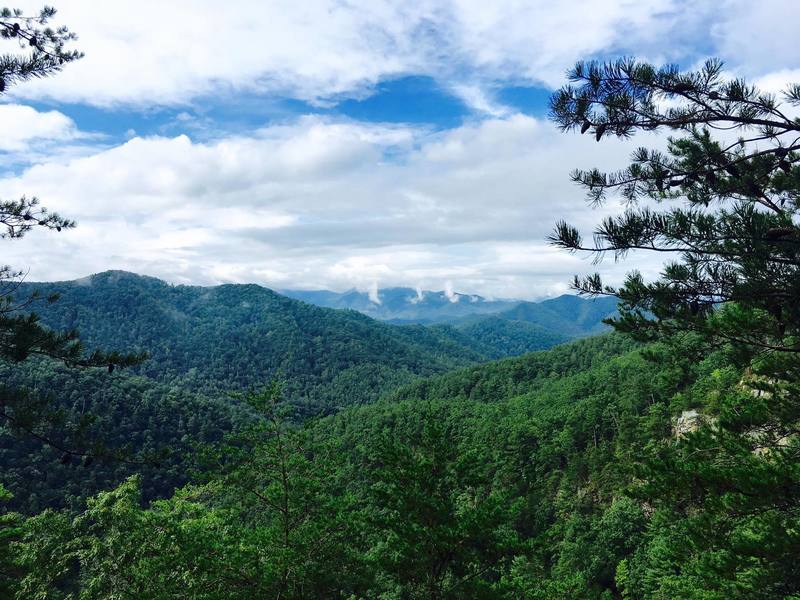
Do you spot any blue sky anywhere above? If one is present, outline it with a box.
[21,73,551,147]
[1,0,798,299]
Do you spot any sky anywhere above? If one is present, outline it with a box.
[1,0,799,300]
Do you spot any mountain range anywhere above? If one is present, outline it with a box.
[283,285,618,330]
[281,287,518,324]
[15,271,617,411]
[2,270,618,512]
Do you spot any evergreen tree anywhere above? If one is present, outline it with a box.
[549,58,800,355]
[549,58,800,596]
[0,6,142,453]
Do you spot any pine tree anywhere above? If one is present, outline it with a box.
[549,58,800,356]
[549,58,800,595]
[0,6,143,450]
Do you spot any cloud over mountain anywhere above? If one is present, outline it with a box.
[2,0,797,298]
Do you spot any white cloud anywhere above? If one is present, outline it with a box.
[450,84,510,118]
[444,280,459,303]
[0,112,673,299]
[367,281,382,305]
[710,0,800,78]
[0,2,791,112]
[5,0,703,108]
[2,1,797,299]
[0,104,81,152]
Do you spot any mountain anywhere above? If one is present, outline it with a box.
[0,271,615,512]
[11,273,618,412]
[15,272,612,412]
[388,332,637,405]
[490,294,619,337]
[0,270,498,512]
[282,286,517,324]
[8,277,766,596]
[15,271,487,414]
[283,286,617,336]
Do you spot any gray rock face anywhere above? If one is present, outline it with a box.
[673,409,703,438]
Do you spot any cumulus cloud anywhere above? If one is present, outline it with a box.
[1,1,796,299]
[5,0,727,109]
[0,111,674,299]
[0,104,87,156]
[710,0,800,77]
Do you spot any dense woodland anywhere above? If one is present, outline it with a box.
[6,331,795,598]
[0,272,611,515]
[1,6,800,599]
[11,270,609,412]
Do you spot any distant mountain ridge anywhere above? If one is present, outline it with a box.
[2,271,618,513]
[487,294,619,338]
[14,272,618,413]
[17,271,481,413]
[15,271,607,414]
[281,287,518,324]
[282,285,619,336]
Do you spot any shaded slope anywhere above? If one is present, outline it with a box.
[495,294,618,337]
[19,271,490,412]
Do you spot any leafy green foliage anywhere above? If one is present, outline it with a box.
[0,482,23,596]
[549,59,800,355]
[5,328,797,597]
[0,356,249,513]
[549,57,800,597]
[389,333,636,404]
[4,337,675,598]
[0,272,616,517]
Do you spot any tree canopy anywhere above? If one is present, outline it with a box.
[550,57,800,596]
[549,58,800,355]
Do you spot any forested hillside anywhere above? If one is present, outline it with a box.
[6,334,658,595]
[0,357,250,513]
[7,333,775,598]
[492,294,618,337]
[0,271,593,513]
[17,271,597,410]
[16,272,493,410]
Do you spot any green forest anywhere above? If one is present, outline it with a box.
[0,272,612,514]
[2,6,800,600]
